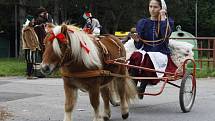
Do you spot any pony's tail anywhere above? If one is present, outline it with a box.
[111,69,137,104]
[124,71,137,103]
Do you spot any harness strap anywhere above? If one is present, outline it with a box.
[97,40,109,55]
[60,68,171,80]
[60,69,110,78]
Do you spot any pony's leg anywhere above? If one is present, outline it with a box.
[100,86,111,121]
[116,78,129,119]
[63,79,78,121]
[89,85,103,121]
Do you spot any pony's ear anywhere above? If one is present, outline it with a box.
[61,24,68,35]
[61,24,70,44]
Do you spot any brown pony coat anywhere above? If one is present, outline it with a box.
[41,24,137,121]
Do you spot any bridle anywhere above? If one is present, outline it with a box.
[47,30,72,67]
[58,44,71,67]
[46,27,92,68]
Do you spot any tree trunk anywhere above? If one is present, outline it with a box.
[113,10,124,32]
[18,0,27,58]
[53,0,60,24]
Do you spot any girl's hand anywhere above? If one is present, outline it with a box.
[160,9,167,20]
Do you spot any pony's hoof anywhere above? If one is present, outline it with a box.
[110,99,120,107]
[103,116,110,121]
[111,102,120,107]
[103,113,111,121]
[122,113,129,120]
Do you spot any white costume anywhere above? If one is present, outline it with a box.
[86,18,101,36]
[83,12,101,36]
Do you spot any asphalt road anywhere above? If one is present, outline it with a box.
[0,77,215,121]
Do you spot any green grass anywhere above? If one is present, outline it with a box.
[186,60,215,78]
[194,61,215,78]
[0,58,26,76]
[0,58,214,78]
[196,68,215,78]
[0,58,60,77]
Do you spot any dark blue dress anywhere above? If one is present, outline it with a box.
[135,18,174,55]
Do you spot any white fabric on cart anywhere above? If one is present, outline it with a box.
[147,52,168,77]
[124,38,168,77]
[124,38,137,60]
[135,50,168,77]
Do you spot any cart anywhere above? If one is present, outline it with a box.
[106,57,196,113]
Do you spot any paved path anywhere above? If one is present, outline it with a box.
[0,77,215,121]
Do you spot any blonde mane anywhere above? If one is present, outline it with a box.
[52,25,102,69]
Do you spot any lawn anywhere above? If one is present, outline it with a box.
[0,58,214,78]
[0,58,26,76]
[196,67,215,78]
[0,58,61,77]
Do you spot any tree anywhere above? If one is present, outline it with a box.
[1,0,215,57]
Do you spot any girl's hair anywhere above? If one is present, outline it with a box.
[149,0,162,8]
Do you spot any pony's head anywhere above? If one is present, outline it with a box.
[41,24,102,75]
[41,25,69,75]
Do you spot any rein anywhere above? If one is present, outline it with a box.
[60,66,170,80]
[132,15,171,46]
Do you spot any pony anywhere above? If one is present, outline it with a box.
[41,24,137,121]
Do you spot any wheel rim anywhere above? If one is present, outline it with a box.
[183,75,195,109]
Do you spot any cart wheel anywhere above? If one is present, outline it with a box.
[179,73,196,113]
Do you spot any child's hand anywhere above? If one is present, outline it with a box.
[130,33,140,42]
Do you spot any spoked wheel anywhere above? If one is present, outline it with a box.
[179,73,196,113]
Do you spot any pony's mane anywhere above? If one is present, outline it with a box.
[52,25,102,69]
[67,25,82,31]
